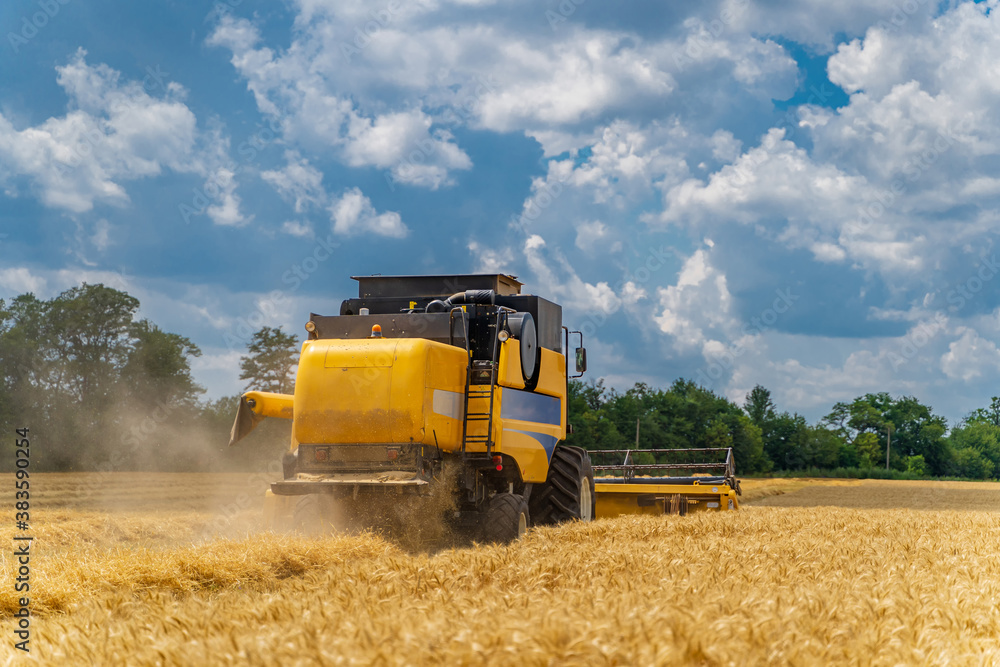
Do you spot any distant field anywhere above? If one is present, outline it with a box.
[1,474,999,665]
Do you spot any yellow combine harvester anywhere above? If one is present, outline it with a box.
[230,274,740,542]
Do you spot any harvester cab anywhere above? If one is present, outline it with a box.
[230,274,739,542]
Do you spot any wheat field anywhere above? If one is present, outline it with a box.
[1,474,999,665]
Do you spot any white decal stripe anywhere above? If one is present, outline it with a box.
[432,389,464,420]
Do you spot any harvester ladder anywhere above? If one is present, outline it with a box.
[461,310,503,458]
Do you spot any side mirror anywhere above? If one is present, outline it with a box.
[575,347,587,374]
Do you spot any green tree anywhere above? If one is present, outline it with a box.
[965,397,1000,427]
[854,432,882,469]
[823,393,949,475]
[952,447,994,479]
[239,327,299,394]
[0,284,203,471]
[947,420,1000,479]
[565,379,626,451]
[800,425,842,469]
[744,384,776,426]
[905,455,927,476]
[125,320,203,405]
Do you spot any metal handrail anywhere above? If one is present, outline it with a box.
[588,448,733,454]
[592,462,728,470]
[589,447,737,485]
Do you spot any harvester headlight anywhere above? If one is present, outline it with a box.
[498,330,509,342]
[305,321,316,333]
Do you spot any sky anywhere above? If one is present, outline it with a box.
[1,0,999,425]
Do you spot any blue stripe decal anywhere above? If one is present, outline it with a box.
[505,429,559,461]
[500,388,561,425]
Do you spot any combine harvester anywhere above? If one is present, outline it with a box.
[230,274,740,542]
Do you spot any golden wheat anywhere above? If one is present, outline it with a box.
[1,475,998,666]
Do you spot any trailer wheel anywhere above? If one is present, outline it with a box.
[482,493,529,544]
[578,448,596,521]
[529,445,595,525]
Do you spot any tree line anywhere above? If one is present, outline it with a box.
[565,379,1000,479]
[3,282,998,479]
[0,283,296,472]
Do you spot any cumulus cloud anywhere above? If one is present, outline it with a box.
[0,49,243,223]
[281,220,314,238]
[328,188,408,238]
[207,15,472,188]
[261,152,327,213]
[0,268,46,294]
[941,327,1000,381]
[654,247,739,353]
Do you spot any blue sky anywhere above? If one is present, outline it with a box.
[2,0,1000,425]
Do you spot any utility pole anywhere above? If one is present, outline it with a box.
[635,418,640,448]
[886,424,892,470]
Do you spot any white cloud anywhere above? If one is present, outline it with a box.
[0,50,241,222]
[809,242,846,263]
[522,233,622,315]
[654,247,737,353]
[473,32,676,132]
[468,240,514,273]
[91,219,111,251]
[261,152,327,213]
[281,220,314,238]
[941,328,1000,381]
[204,167,247,227]
[328,187,408,238]
[574,220,608,252]
[206,16,472,188]
[0,268,46,294]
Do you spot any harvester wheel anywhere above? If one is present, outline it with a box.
[292,494,332,535]
[529,445,595,525]
[263,490,295,531]
[482,493,529,544]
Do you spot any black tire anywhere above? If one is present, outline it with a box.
[529,445,595,525]
[578,448,596,521]
[482,493,529,544]
[292,494,331,535]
